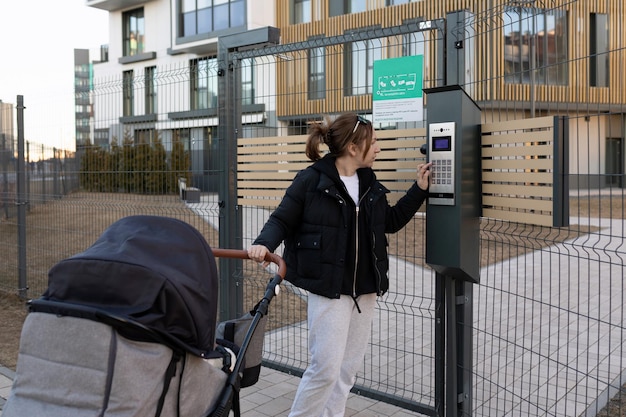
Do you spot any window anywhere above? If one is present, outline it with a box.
[135,129,155,145]
[174,128,192,151]
[402,31,425,57]
[345,40,382,96]
[181,0,245,37]
[348,0,366,13]
[288,120,309,135]
[503,7,567,85]
[94,129,110,148]
[400,31,432,89]
[123,8,145,57]
[293,0,311,24]
[75,63,90,77]
[387,0,413,4]
[590,13,609,87]
[123,70,134,117]
[330,0,366,16]
[145,66,157,114]
[75,92,89,106]
[190,57,218,110]
[241,58,254,106]
[606,138,623,187]
[75,78,90,89]
[308,47,326,100]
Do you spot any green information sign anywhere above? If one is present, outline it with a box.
[373,55,424,122]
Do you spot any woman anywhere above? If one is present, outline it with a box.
[248,112,431,417]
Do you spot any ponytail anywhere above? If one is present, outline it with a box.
[305,113,372,161]
[305,115,332,161]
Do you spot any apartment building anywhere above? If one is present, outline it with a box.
[274,0,625,189]
[74,49,91,150]
[85,0,276,189]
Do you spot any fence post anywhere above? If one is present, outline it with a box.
[1,133,8,220]
[553,116,569,227]
[16,95,27,298]
[26,141,30,212]
[41,143,46,203]
[53,147,59,198]
[424,83,481,416]
[217,27,280,321]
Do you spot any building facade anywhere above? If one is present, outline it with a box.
[85,0,625,190]
[273,0,625,189]
[74,49,92,150]
[86,0,276,189]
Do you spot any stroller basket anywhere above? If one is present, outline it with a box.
[3,215,286,417]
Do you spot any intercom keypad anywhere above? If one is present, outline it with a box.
[432,159,453,185]
[428,122,456,205]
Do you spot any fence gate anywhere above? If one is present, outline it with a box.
[218,20,447,415]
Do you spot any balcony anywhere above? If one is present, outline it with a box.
[86,0,154,12]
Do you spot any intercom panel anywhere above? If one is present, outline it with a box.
[424,85,480,283]
[428,122,455,206]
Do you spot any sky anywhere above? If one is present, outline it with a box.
[0,0,109,152]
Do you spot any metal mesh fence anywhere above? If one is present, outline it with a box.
[1,1,626,415]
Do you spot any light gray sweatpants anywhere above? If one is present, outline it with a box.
[288,292,377,417]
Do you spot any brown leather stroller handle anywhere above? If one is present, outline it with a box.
[211,248,286,280]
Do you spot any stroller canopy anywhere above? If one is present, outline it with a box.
[43,215,219,357]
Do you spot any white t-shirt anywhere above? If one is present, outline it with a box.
[340,173,359,205]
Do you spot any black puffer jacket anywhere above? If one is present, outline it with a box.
[253,154,428,299]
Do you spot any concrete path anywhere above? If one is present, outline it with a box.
[1,191,624,417]
[0,364,423,417]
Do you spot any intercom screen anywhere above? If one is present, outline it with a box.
[432,136,451,151]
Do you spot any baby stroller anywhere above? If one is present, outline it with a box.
[3,215,285,417]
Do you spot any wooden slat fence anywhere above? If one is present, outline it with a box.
[481,115,567,227]
[237,128,428,207]
[238,117,567,227]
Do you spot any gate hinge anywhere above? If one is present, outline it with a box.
[456,295,469,305]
